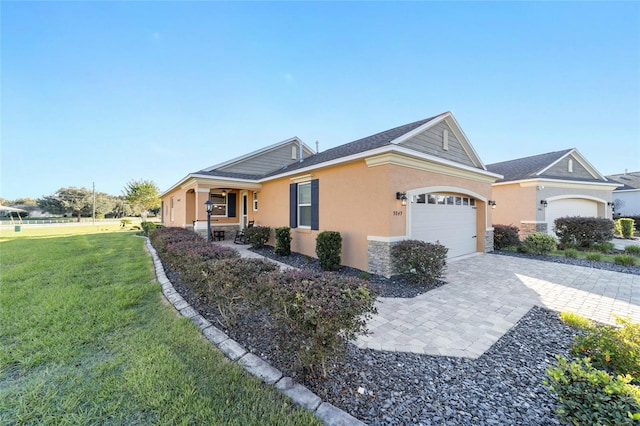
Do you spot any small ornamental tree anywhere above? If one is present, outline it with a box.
[123,179,161,221]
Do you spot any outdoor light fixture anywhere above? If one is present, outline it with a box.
[540,200,548,207]
[205,199,213,242]
[488,200,497,209]
[221,190,227,197]
[607,202,614,206]
[396,192,407,206]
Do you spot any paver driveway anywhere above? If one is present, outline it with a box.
[355,254,640,359]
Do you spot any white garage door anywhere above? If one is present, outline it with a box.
[410,193,478,258]
[547,198,599,235]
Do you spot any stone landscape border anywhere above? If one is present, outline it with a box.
[144,238,365,426]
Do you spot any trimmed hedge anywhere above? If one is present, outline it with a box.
[554,216,614,249]
[316,231,342,271]
[245,225,271,248]
[522,232,557,255]
[618,218,637,239]
[493,224,520,250]
[274,227,292,256]
[391,239,448,284]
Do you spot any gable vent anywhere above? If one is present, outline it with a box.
[443,129,449,151]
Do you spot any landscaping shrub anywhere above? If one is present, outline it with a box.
[572,316,640,380]
[521,232,557,255]
[199,258,278,327]
[493,224,520,250]
[560,311,593,331]
[585,252,603,261]
[625,245,640,257]
[554,217,614,249]
[140,221,157,236]
[615,255,637,267]
[244,225,271,248]
[315,231,342,271]
[619,218,637,239]
[592,242,615,253]
[391,239,448,284]
[259,270,377,376]
[546,357,640,425]
[274,227,292,256]
[564,248,579,258]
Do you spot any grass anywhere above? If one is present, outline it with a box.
[0,232,319,425]
[0,223,134,239]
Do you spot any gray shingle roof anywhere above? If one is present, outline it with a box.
[486,149,574,182]
[199,114,442,180]
[607,172,640,191]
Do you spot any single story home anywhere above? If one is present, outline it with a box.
[606,171,640,217]
[486,149,619,237]
[160,112,501,276]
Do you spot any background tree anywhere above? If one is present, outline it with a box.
[123,179,160,221]
[38,187,92,221]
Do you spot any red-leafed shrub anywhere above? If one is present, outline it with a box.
[554,216,614,249]
[493,224,521,250]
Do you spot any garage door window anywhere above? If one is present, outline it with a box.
[415,193,475,207]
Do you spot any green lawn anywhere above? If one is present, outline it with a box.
[0,232,319,425]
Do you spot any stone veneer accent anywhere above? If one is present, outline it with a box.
[519,222,548,239]
[367,239,396,278]
[484,229,494,253]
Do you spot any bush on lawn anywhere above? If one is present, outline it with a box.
[391,239,448,284]
[521,232,557,255]
[141,221,157,236]
[258,270,377,376]
[493,224,520,250]
[315,231,342,271]
[274,227,292,256]
[625,245,640,256]
[554,217,614,249]
[615,255,637,267]
[585,252,603,261]
[618,218,637,239]
[245,225,271,248]
[592,242,615,253]
[546,357,640,425]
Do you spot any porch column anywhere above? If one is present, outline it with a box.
[194,188,211,233]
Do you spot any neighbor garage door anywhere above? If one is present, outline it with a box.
[410,193,478,258]
[546,198,598,235]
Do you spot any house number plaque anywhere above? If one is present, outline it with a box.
[393,211,403,216]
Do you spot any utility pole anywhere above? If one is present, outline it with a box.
[92,182,96,224]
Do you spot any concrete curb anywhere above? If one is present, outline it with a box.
[143,238,366,426]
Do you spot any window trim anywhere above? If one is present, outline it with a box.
[252,192,258,211]
[297,182,312,228]
[210,192,228,217]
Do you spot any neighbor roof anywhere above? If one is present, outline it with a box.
[486,148,591,182]
[607,171,640,191]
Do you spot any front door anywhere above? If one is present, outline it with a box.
[241,192,249,229]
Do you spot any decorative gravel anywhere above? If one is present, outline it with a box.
[164,245,588,425]
[493,250,640,275]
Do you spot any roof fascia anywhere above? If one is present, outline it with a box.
[160,173,262,197]
[492,177,621,189]
[387,112,487,170]
[202,137,313,172]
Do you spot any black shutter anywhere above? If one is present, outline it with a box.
[227,192,237,217]
[311,179,319,230]
[289,183,297,228]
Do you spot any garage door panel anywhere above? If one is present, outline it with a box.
[547,199,598,235]
[410,201,477,258]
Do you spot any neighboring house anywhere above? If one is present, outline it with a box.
[160,112,501,277]
[486,149,619,237]
[606,171,640,217]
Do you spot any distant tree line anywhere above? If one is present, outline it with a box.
[1,179,161,221]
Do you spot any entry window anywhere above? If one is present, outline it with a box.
[253,192,258,211]
[210,193,227,217]
[298,183,311,228]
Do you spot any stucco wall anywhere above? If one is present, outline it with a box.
[490,183,537,227]
[614,191,640,216]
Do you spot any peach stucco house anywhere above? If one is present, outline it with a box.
[486,149,619,238]
[160,112,501,276]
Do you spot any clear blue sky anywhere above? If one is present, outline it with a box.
[2,1,639,200]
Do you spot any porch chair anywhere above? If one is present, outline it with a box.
[234,221,254,244]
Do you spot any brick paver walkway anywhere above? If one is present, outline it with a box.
[354,254,640,358]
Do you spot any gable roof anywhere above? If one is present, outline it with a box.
[486,148,606,183]
[162,112,497,196]
[607,171,640,191]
